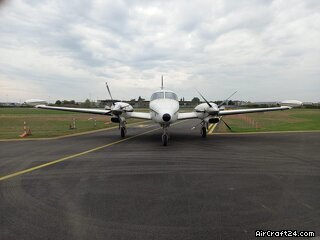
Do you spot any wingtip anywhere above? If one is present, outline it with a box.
[280,100,303,108]
[25,99,48,106]
[35,104,46,108]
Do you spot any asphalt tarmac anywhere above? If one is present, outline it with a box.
[1,120,320,240]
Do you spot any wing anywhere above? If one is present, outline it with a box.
[218,106,291,116]
[178,112,198,120]
[36,105,111,115]
[127,111,152,120]
[36,104,152,119]
[177,106,291,120]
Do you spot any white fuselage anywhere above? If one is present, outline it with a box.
[149,90,179,126]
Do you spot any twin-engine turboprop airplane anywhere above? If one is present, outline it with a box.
[26,80,301,146]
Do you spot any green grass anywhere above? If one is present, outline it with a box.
[0,108,76,115]
[0,108,144,139]
[216,109,320,132]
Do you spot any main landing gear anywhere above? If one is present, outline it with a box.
[162,126,169,146]
[120,120,127,138]
[120,126,126,138]
[200,122,208,138]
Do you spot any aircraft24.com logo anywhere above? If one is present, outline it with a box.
[255,230,315,238]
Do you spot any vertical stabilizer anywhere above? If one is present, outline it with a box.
[161,75,164,90]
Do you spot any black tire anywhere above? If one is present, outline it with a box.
[162,134,168,146]
[201,127,207,138]
[121,127,126,138]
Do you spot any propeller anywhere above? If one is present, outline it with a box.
[105,82,121,128]
[192,90,236,131]
[196,89,220,116]
[218,91,237,108]
[105,82,130,111]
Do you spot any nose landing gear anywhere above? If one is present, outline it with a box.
[162,126,169,146]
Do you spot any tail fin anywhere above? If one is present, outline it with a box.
[161,75,164,90]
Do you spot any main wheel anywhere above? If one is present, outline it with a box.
[162,134,168,146]
[201,127,207,138]
[121,127,126,138]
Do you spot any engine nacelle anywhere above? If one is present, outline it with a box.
[194,102,220,118]
[116,102,133,112]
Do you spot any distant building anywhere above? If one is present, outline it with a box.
[126,99,149,108]
[97,99,149,109]
[0,102,22,107]
[249,101,279,107]
[179,100,195,108]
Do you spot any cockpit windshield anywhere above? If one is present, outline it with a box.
[150,92,164,101]
[165,92,178,101]
[150,91,178,101]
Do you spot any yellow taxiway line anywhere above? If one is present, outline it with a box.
[0,120,186,181]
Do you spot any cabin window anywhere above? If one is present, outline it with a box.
[165,92,178,101]
[150,92,164,101]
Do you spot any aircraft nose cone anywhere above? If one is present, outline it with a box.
[162,113,171,122]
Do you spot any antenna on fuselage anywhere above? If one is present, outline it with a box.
[161,75,164,90]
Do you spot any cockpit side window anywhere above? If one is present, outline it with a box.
[165,92,178,101]
[150,92,164,101]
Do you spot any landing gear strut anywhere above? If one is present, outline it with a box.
[162,126,169,146]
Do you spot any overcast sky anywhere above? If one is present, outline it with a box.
[0,0,319,103]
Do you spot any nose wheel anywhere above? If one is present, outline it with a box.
[162,134,168,146]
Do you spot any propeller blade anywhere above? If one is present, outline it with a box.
[105,82,114,105]
[218,91,237,108]
[221,118,232,131]
[196,89,212,108]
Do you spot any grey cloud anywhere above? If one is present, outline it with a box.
[0,0,319,102]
